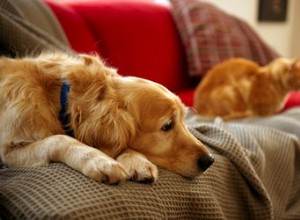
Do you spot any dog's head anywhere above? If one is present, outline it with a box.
[116,77,214,178]
[68,55,213,178]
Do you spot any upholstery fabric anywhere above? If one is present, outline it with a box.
[170,0,279,78]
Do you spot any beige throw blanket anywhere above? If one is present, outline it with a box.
[1,108,300,219]
[0,0,70,57]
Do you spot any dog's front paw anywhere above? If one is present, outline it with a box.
[117,150,158,184]
[81,153,129,184]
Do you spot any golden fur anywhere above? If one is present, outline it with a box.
[0,53,214,184]
[193,57,300,119]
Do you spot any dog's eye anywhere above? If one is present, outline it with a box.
[161,119,173,132]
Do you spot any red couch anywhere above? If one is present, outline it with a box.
[46,0,195,106]
[45,0,300,110]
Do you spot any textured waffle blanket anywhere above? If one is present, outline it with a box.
[1,108,300,219]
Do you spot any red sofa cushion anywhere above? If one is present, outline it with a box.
[283,91,300,111]
[46,0,192,94]
[46,0,100,54]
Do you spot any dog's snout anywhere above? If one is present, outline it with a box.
[198,154,214,171]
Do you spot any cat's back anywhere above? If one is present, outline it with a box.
[204,58,259,82]
[193,58,261,117]
[195,58,259,93]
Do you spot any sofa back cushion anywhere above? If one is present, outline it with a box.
[46,0,191,93]
[45,0,101,54]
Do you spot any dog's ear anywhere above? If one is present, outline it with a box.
[75,104,137,156]
[100,107,137,152]
[79,54,95,66]
[67,55,118,95]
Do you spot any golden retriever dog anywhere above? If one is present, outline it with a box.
[0,53,214,184]
[194,57,300,119]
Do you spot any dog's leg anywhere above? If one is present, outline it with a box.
[3,135,129,184]
[117,149,158,183]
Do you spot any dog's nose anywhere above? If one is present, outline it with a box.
[198,154,214,171]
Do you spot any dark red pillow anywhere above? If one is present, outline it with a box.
[170,0,279,78]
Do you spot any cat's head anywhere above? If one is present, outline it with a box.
[267,57,300,91]
[288,58,300,90]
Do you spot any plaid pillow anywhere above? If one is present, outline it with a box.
[170,0,279,78]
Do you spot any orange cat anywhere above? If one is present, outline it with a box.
[193,57,300,119]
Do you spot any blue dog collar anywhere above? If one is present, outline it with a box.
[59,80,74,137]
